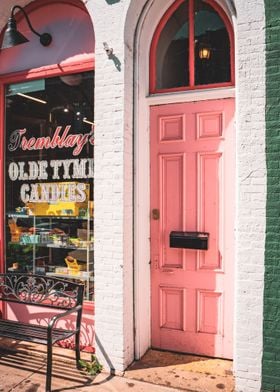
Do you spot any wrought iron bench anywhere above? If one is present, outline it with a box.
[0,273,84,392]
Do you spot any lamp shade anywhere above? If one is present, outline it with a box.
[1,17,29,50]
[198,43,211,60]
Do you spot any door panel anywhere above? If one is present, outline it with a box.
[198,152,222,270]
[160,154,184,268]
[150,99,235,359]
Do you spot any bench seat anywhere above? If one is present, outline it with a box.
[0,274,84,391]
[0,319,77,345]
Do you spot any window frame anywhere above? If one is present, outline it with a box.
[0,61,94,280]
[0,0,94,281]
[149,0,235,94]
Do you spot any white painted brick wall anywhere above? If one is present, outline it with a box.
[234,1,266,391]
[0,0,267,385]
[85,0,134,372]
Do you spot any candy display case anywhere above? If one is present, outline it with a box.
[6,209,94,300]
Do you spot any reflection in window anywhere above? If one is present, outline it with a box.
[152,0,232,92]
[195,0,231,85]
[156,1,189,90]
[5,72,94,300]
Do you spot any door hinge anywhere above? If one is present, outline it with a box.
[153,256,159,269]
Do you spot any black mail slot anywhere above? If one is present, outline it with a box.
[169,231,209,250]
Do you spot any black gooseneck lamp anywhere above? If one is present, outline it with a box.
[1,5,52,50]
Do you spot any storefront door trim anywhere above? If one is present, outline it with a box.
[132,0,236,360]
[146,86,235,106]
[0,60,94,85]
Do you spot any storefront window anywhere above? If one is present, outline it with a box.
[4,71,94,300]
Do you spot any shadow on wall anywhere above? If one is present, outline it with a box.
[108,53,122,71]
[6,303,95,351]
[95,333,116,372]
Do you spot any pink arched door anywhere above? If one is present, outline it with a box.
[150,98,235,358]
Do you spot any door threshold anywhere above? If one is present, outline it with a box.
[125,349,234,392]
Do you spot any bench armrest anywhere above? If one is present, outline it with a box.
[47,305,83,331]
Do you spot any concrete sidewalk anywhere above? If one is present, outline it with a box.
[0,339,234,392]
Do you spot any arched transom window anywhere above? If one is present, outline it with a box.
[150,0,234,93]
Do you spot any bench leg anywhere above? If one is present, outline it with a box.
[75,332,81,368]
[46,342,53,392]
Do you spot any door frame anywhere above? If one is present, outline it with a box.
[133,0,236,360]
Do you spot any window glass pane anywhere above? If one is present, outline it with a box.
[156,1,189,90]
[5,71,94,301]
[195,0,231,85]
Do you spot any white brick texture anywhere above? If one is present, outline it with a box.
[234,1,266,391]
[86,0,134,372]
[0,0,267,387]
